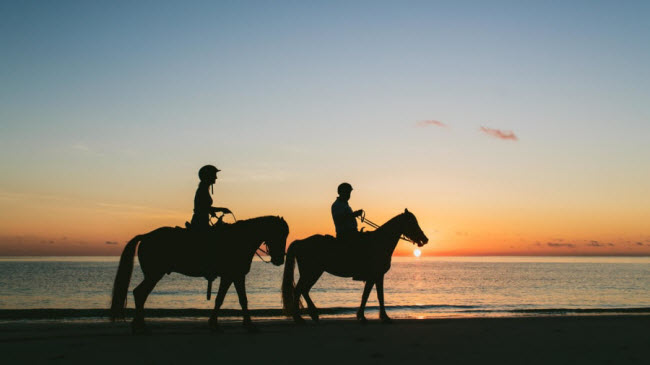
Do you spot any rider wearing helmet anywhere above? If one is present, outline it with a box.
[331,182,364,240]
[190,165,231,230]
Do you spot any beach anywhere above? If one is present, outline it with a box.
[2,315,648,364]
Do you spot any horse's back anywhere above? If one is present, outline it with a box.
[290,232,392,279]
[290,234,335,251]
[137,226,192,275]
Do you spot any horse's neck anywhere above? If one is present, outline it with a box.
[237,217,275,255]
[375,215,404,252]
[237,219,266,251]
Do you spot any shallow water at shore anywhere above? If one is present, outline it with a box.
[2,256,650,320]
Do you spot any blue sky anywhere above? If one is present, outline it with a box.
[1,1,649,255]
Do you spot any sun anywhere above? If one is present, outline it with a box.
[413,248,422,257]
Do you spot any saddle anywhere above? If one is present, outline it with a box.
[182,221,228,300]
[332,231,377,281]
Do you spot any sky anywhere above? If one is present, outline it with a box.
[1,0,649,256]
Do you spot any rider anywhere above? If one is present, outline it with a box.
[331,182,364,241]
[191,165,231,231]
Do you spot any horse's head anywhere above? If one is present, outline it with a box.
[400,209,429,247]
[266,217,289,266]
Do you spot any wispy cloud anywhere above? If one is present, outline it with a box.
[417,120,447,128]
[547,242,575,248]
[480,126,518,141]
[71,142,105,156]
[586,241,614,247]
[71,143,90,151]
[105,241,118,245]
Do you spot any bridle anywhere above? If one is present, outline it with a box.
[211,212,274,264]
[255,244,272,263]
[358,210,418,245]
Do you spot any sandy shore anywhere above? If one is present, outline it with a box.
[1,315,649,364]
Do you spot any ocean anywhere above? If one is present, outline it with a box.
[1,256,650,321]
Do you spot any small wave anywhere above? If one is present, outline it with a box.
[509,307,650,314]
[2,305,650,320]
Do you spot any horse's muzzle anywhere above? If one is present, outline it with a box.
[272,257,285,266]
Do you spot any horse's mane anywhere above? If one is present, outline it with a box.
[233,215,284,225]
[375,211,409,231]
[212,215,288,236]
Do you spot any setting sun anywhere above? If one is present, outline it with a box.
[413,248,422,257]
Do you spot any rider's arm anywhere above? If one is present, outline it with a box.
[332,204,362,220]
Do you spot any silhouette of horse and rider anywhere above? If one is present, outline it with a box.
[110,165,428,333]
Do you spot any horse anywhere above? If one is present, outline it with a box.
[110,215,289,333]
[282,209,428,324]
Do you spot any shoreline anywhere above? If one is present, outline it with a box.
[1,315,649,364]
[2,306,650,321]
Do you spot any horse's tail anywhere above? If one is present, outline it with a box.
[282,240,303,315]
[110,235,142,321]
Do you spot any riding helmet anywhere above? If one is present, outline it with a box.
[337,182,353,194]
[198,165,220,181]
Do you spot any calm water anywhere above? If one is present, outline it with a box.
[1,256,650,320]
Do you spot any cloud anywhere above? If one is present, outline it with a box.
[417,120,447,128]
[71,143,105,156]
[480,126,518,141]
[587,240,605,247]
[547,242,575,248]
[637,242,645,246]
[71,143,90,151]
[105,241,118,245]
[586,240,615,247]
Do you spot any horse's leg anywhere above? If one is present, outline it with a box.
[233,276,257,333]
[209,277,232,332]
[376,275,391,323]
[292,276,308,324]
[132,273,163,334]
[301,272,323,323]
[356,280,375,324]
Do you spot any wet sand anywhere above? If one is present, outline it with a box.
[1,315,648,364]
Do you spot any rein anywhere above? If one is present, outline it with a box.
[212,213,273,264]
[255,244,271,263]
[358,211,417,244]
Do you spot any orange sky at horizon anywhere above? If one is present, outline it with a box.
[1,181,649,256]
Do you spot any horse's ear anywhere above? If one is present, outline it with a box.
[404,208,409,213]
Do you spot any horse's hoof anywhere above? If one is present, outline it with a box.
[380,316,393,324]
[310,315,320,324]
[208,317,222,333]
[293,315,306,325]
[356,313,368,325]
